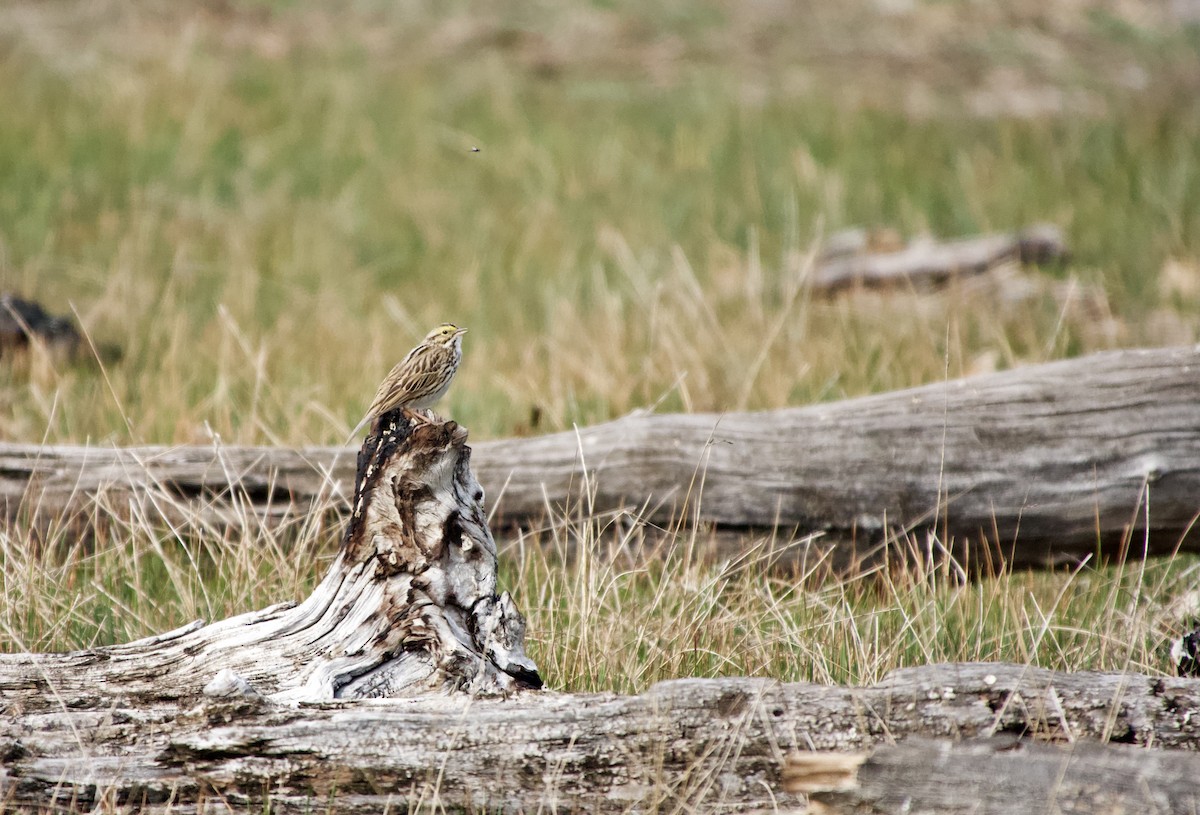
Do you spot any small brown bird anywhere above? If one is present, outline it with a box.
[346,323,467,442]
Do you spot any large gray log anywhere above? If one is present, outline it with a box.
[2,663,1199,813]
[4,345,1200,568]
[476,344,1200,568]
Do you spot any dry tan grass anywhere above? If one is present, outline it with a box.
[2,470,1195,690]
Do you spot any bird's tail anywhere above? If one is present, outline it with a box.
[344,414,372,447]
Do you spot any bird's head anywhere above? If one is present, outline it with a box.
[426,323,468,346]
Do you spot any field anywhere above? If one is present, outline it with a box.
[2,0,1200,692]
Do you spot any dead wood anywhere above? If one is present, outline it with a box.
[3,410,1200,812]
[0,293,82,361]
[473,346,1200,569]
[2,662,1199,813]
[5,346,1200,569]
[811,223,1067,292]
[785,737,1200,815]
[0,412,540,710]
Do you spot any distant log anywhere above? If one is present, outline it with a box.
[0,292,82,360]
[4,346,1200,568]
[2,661,1199,812]
[812,223,1067,292]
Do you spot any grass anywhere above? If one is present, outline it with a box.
[3,0,1200,444]
[512,505,1200,691]
[3,481,1197,692]
[2,0,1200,692]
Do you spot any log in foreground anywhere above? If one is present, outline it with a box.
[3,661,1200,812]
[5,346,1200,567]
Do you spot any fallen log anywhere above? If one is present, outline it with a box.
[476,345,1200,568]
[0,292,82,361]
[3,659,1199,812]
[4,345,1200,568]
[811,223,1068,292]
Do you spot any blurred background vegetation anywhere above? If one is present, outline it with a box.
[2,0,1198,445]
[2,1,1199,686]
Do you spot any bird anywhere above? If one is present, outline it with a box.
[345,323,467,443]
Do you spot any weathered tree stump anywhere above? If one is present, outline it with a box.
[0,411,540,709]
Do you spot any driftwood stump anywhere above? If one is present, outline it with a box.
[0,411,540,709]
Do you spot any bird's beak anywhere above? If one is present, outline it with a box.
[456,327,469,336]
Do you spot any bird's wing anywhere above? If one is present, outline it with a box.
[360,345,445,417]
[347,341,455,444]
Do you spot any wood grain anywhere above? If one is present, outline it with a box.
[2,663,1198,813]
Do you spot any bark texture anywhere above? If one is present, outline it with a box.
[5,346,1200,568]
[786,737,1200,815]
[3,408,1200,812]
[2,663,1199,813]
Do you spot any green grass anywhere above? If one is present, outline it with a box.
[3,0,1200,444]
[2,0,1200,690]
